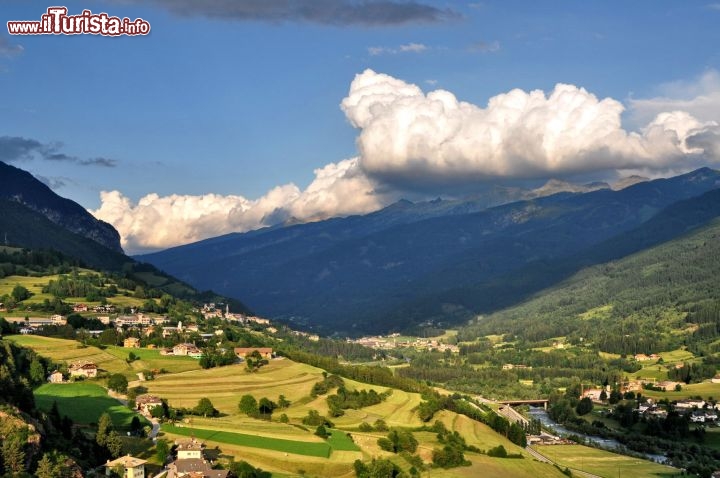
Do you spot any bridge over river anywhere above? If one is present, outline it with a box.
[498,399,549,410]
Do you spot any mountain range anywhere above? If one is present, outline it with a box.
[3,158,718,337]
[139,167,720,335]
[0,160,250,312]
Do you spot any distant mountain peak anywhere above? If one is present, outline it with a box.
[612,175,649,191]
[526,178,609,198]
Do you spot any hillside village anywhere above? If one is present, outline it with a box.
[105,437,228,478]
[348,333,460,354]
[1,260,720,477]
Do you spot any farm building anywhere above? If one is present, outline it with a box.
[124,337,141,348]
[69,360,98,378]
[173,343,202,357]
[135,395,163,415]
[176,438,203,459]
[48,370,64,383]
[104,455,146,478]
[166,439,228,478]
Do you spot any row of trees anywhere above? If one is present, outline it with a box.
[326,386,390,417]
[238,394,290,419]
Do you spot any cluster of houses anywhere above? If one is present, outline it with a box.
[6,315,67,334]
[105,438,228,478]
[160,343,203,358]
[115,314,170,328]
[675,398,720,423]
[289,329,320,341]
[73,303,116,314]
[348,334,460,353]
[632,398,720,422]
[199,303,271,326]
[46,346,276,385]
[226,313,270,326]
[10,301,279,350]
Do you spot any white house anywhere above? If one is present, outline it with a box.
[104,455,146,478]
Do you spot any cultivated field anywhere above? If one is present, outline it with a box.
[147,357,574,477]
[0,272,148,309]
[162,424,333,457]
[535,444,679,478]
[35,382,148,429]
[144,359,324,413]
[6,335,130,374]
[6,335,201,379]
[641,381,720,401]
[0,274,66,304]
[104,345,201,375]
[428,456,566,478]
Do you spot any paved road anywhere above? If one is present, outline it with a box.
[150,419,160,439]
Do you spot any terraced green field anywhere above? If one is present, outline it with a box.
[0,274,66,304]
[0,271,148,309]
[144,360,323,413]
[6,335,201,379]
[7,335,131,374]
[535,444,679,478]
[640,381,720,401]
[35,382,148,429]
[104,345,201,375]
[162,424,332,457]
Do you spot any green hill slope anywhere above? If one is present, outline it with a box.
[0,160,121,251]
[459,212,720,355]
[0,199,131,271]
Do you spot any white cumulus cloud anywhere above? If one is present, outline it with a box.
[92,157,388,253]
[94,69,720,252]
[341,69,720,185]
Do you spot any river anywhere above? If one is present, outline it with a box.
[528,408,667,464]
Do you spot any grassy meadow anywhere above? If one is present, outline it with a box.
[535,445,680,478]
[5,335,201,379]
[640,381,720,401]
[8,335,200,380]
[161,424,333,457]
[0,271,148,310]
[144,359,323,413]
[0,274,67,304]
[35,382,148,429]
[6,335,131,374]
[104,345,201,375]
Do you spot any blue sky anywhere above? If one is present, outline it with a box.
[2,1,720,252]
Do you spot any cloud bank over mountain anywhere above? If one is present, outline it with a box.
[92,70,720,253]
[92,157,389,252]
